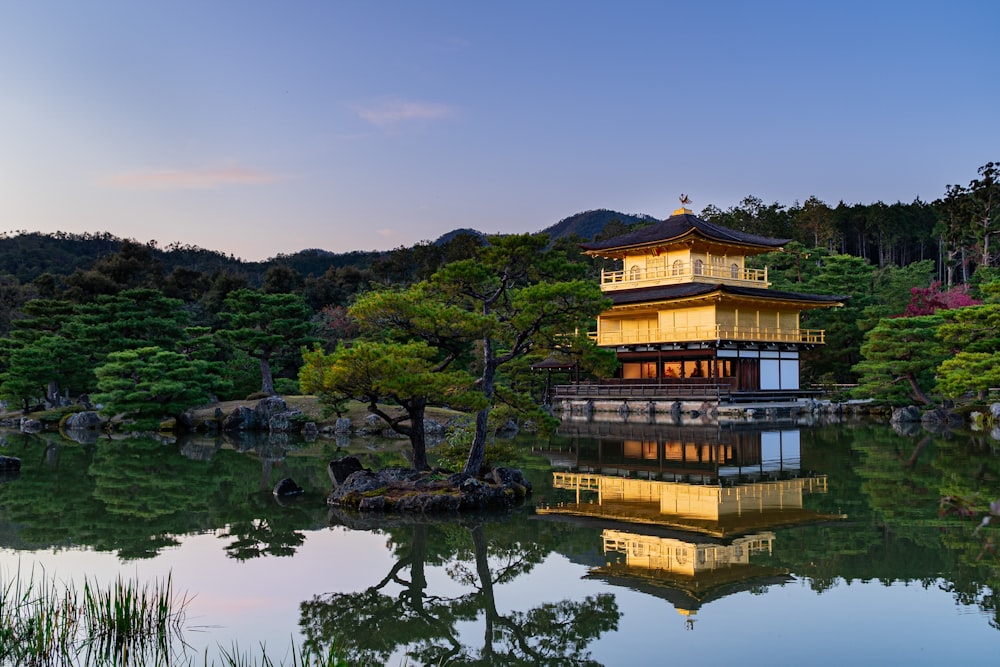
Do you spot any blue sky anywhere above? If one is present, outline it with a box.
[2,1,997,261]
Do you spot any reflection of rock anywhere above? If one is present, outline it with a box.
[891,420,924,438]
[327,465,531,513]
[273,477,305,497]
[921,407,963,432]
[0,455,21,482]
[178,437,223,461]
[223,431,291,456]
[44,440,60,467]
[254,435,291,461]
[63,428,102,445]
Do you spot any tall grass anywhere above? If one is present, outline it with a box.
[0,568,351,666]
[0,567,186,666]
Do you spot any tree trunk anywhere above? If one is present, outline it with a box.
[464,338,496,476]
[405,525,428,610]
[407,398,429,471]
[906,372,933,405]
[471,524,498,660]
[45,380,60,406]
[259,356,275,395]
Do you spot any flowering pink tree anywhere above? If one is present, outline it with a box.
[904,282,981,316]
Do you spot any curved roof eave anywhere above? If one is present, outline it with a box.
[580,213,789,254]
[606,283,847,308]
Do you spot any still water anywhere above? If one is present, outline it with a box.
[1,418,998,665]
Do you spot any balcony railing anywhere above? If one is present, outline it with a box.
[589,324,825,346]
[600,263,768,291]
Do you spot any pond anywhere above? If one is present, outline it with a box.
[1,417,999,665]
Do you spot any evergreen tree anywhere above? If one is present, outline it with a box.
[218,289,316,395]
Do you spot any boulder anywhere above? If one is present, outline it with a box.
[273,477,305,497]
[327,465,532,513]
[20,419,42,434]
[991,403,1000,422]
[333,417,351,434]
[64,411,102,430]
[328,456,365,487]
[424,419,445,437]
[891,406,922,423]
[255,396,288,420]
[223,406,256,431]
[268,413,291,433]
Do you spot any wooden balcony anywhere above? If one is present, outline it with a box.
[589,324,825,346]
[554,381,732,401]
[600,263,768,292]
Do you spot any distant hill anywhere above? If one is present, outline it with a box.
[0,209,652,284]
[434,228,485,246]
[540,209,656,241]
[270,248,379,276]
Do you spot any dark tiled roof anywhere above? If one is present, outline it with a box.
[580,213,789,252]
[606,282,846,307]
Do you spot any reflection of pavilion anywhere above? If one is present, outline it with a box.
[590,528,793,630]
[542,471,833,537]
[547,421,808,485]
[537,423,843,628]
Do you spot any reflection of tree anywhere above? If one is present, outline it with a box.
[300,514,618,665]
[0,431,327,560]
[849,424,1000,628]
[218,491,312,560]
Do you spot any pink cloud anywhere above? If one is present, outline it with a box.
[100,166,285,190]
[356,100,455,127]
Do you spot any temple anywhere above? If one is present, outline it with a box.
[575,199,843,399]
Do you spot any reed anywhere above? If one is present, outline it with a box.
[0,568,352,666]
[0,567,187,666]
[214,642,350,667]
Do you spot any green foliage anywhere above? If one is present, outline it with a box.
[433,427,520,473]
[218,290,317,395]
[0,290,194,405]
[937,352,1000,399]
[800,254,875,383]
[300,340,485,469]
[273,377,300,395]
[938,303,1000,354]
[936,161,1000,276]
[853,315,947,405]
[300,341,483,414]
[861,260,937,325]
[93,346,231,427]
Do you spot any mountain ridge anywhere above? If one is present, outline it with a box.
[0,209,648,283]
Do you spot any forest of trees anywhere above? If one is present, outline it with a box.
[0,161,997,429]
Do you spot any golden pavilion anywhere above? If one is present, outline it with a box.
[577,199,844,395]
